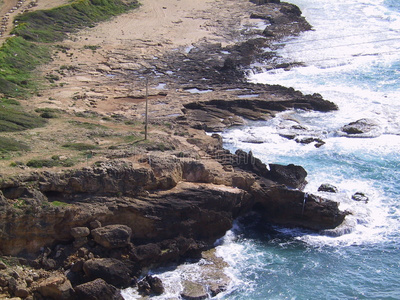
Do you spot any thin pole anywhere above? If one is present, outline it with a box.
[145,76,148,140]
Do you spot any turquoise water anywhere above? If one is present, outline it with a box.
[218,0,400,299]
[123,1,400,299]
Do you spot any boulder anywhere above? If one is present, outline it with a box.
[340,118,381,137]
[318,184,338,193]
[70,227,90,238]
[83,258,132,288]
[74,278,123,300]
[36,275,74,300]
[138,275,164,296]
[91,225,132,249]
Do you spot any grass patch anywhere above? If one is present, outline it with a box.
[0,101,47,131]
[0,36,51,97]
[0,136,30,155]
[62,142,99,151]
[12,0,139,43]
[50,200,69,207]
[124,135,141,143]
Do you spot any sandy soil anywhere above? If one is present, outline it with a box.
[30,0,261,115]
[0,0,266,174]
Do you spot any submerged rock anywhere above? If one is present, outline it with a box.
[352,192,369,203]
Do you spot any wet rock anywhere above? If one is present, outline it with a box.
[91,225,132,249]
[146,275,164,295]
[318,184,338,193]
[138,275,164,296]
[37,275,73,300]
[83,258,132,288]
[295,136,325,148]
[181,281,207,300]
[352,192,369,203]
[340,118,381,137]
[70,227,90,238]
[253,187,348,230]
[74,278,123,300]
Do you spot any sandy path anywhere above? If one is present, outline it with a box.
[0,0,68,42]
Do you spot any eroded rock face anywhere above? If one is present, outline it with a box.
[234,150,307,189]
[183,96,338,132]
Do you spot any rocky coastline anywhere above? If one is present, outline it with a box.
[0,0,349,299]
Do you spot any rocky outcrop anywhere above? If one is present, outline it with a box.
[252,185,347,230]
[182,95,338,131]
[234,150,307,189]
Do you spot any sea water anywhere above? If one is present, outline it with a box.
[219,0,400,299]
[122,1,400,299]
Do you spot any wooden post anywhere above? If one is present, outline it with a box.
[145,76,149,140]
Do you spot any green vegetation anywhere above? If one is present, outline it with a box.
[34,107,64,118]
[0,99,47,131]
[0,137,30,158]
[84,45,101,51]
[50,200,69,207]
[26,157,75,168]
[0,37,51,97]
[62,142,99,151]
[12,0,139,43]
[13,199,26,209]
